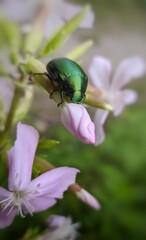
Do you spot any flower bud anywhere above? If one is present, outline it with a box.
[61,103,95,144]
[76,188,101,210]
[69,183,101,210]
[85,84,113,111]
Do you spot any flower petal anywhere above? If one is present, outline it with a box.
[26,197,56,213]
[0,187,17,228]
[112,56,146,90]
[45,13,64,38]
[62,2,94,28]
[112,89,138,116]
[0,187,12,200]
[7,122,39,191]
[47,215,72,228]
[94,109,109,145]
[61,103,95,144]
[26,167,79,212]
[76,188,101,210]
[89,56,112,90]
[1,0,38,23]
[0,208,17,228]
[45,215,79,240]
[45,0,94,38]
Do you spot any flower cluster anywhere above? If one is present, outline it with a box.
[0,0,146,239]
[88,56,146,145]
[44,215,80,240]
[0,123,79,228]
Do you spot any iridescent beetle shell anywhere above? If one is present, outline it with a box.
[46,57,88,104]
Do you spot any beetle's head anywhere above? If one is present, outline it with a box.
[71,91,85,103]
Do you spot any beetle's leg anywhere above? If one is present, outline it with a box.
[49,79,60,99]
[50,88,64,107]
[57,91,64,107]
[50,89,58,99]
[49,79,64,106]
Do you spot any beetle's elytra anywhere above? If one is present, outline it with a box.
[32,57,88,106]
[46,58,88,105]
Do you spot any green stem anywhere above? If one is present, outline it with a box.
[0,85,21,147]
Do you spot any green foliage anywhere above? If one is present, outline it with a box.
[65,40,93,60]
[39,5,91,57]
[24,23,44,56]
[2,104,146,240]
[0,1,146,239]
[38,139,60,150]
[44,105,146,240]
[0,19,21,51]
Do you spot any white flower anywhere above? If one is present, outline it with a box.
[1,0,94,37]
[45,215,80,240]
[0,0,38,23]
[44,0,94,37]
[89,56,146,145]
[0,122,79,228]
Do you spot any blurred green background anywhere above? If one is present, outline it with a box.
[1,0,146,239]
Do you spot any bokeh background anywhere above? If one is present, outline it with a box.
[0,0,146,239]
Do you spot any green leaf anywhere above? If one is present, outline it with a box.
[65,40,94,60]
[24,26,44,56]
[33,157,54,177]
[0,19,21,64]
[0,19,21,50]
[39,5,91,57]
[24,14,46,55]
[38,139,60,150]
[20,227,40,240]
[24,5,49,55]
[26,57,46,73]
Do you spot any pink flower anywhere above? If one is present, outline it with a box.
[0,0,38,23]
[45,215,80,240]
[44,0,94,38]
[75,188,101,210]
[89,56,146,145]
[61,103,95,144]
[0,122,79,228]
[1,0,94,37]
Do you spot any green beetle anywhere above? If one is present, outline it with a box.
[45,57,88,105]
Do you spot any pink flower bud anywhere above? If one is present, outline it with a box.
[61,103,95,144]
[76,188,101,210]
